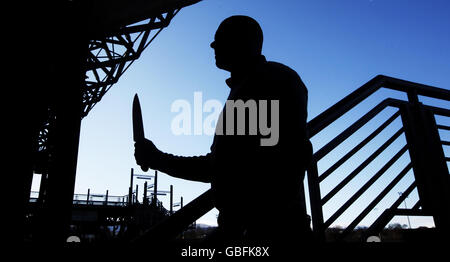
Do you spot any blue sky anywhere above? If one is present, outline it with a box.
[33,0,450,228]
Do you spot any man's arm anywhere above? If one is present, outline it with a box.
[135,139,212,183]
[154,152,212,183]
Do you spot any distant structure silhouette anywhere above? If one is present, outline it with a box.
[135,15,313,244]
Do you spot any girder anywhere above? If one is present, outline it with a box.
[33,0,201,174]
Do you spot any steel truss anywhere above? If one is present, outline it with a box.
[35,9,179,173]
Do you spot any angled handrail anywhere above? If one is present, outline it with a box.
[308,75,450,137]
[134,189,213,242]
[314,98,403,161]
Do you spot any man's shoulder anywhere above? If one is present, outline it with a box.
[264,61,302,82]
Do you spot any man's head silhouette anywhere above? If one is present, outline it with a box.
[211,15,263,71]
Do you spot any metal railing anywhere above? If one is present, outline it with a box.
[29,190,168,209]
[306,75,449,241]
[136,75,450,242]
[30,191,130,206]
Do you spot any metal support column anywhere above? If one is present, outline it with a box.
[135,184,139,204]
[87,189,90,205]
[144,181,148,205]
[153,171,158,206]
[130,168,134,192]
[170,185,173,214]
[39,4,87,243]
[401,102,450,237]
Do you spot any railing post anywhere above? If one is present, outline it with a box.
[407,89,420,105]
[143,181,148,206]
[170,185,173,215]
[307,160,325,242]
[153,171,158,206]
[130,168,134,193]
[135,184,139,204]
[86,188,90,205]
[105,190,109,205]
[400,103,450,237]
[128,186,133,205]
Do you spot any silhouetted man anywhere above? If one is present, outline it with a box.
[135,15,313,244]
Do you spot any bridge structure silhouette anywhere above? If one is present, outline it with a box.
[26,0,201,244]
[26,0,449,245]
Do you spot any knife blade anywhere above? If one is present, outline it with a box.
[133,94,149,172]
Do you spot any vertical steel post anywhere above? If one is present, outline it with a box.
[38,4,87,243]
[105,190,109,205]
[86,189,90,205]
[153,171,158,206]
[128,187,133,205]
[144,181,148,205]
[135,184,139,204]
[170,185,173,214]
[130,168,134,192]
[400,102,450,237]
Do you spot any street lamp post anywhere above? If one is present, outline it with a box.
[398,192,412,229]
